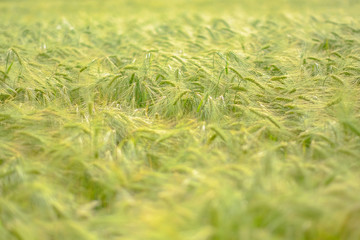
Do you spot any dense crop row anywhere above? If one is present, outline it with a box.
[1,1,360,239]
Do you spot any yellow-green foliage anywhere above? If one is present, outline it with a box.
[1,0,360,239]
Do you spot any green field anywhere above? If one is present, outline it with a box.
[1,0,360,239]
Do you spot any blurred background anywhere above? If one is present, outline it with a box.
[1,0,360,21]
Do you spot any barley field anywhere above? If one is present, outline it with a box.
[1,0,360,239]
